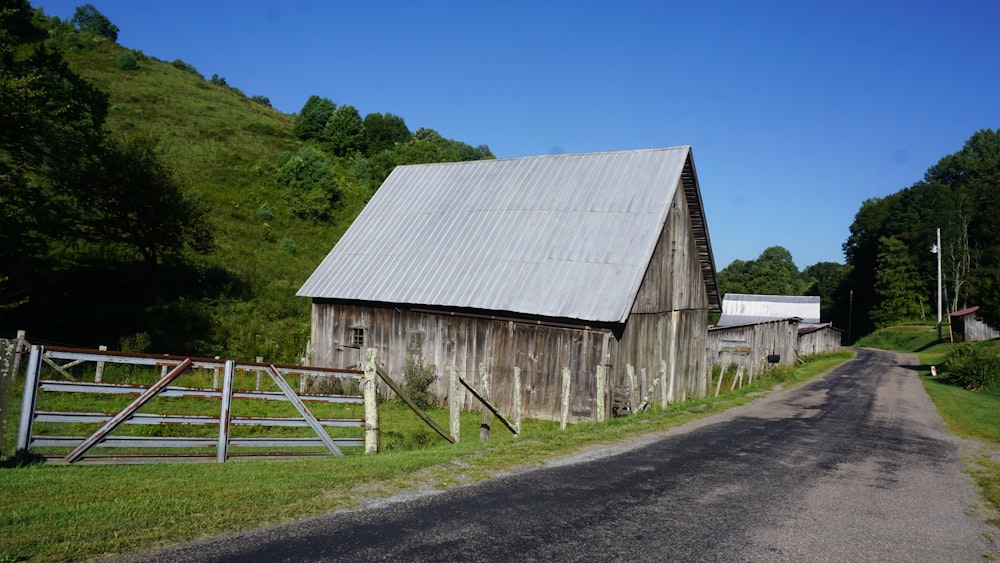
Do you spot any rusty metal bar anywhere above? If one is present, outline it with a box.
[15,345,43,457]
[216,359,235,463]
[267,365,342,456]
[65,358,193,463]
[32,436,365,449]
[36,381,363,403]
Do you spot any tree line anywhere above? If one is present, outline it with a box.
[716,128,1000,341]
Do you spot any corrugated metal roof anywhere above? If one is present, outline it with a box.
[297,146,719,324]
[716,294,821,326]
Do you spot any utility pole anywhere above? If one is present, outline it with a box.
[931,228,942,341]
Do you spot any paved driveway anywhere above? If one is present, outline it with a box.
[121,348,998,562]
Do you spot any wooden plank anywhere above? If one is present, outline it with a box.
[376,364,455,443]
[457,375,518,436]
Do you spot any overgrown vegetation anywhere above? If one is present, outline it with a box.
[0,2,492,362]
[0,353,851,561]
[401,356,437,411]
[941,341,1000,392]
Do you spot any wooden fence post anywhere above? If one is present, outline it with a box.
[255,356,264,391]
[213,356,221,388]
[627,364,636,415]
[479,363,490,442]
[449,366,460,443]
[513,366,522,435]
[560,367,571,430]
[95,345,107,383]
[364,348,379,454]
[11,330,26,380]
[596,365,606,422]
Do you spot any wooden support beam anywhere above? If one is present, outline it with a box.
[457,376,518,436]
[375,364,455,444]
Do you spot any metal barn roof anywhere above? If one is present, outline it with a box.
[297,146,719,324]
[716,294,821,327]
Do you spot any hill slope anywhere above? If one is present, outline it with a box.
[3,17,485,362]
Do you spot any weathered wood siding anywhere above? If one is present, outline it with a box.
[951,313,1000,343]
[707,319,799,377]
[309,303,615,422]
[617,178,711,402]
[797,327,842,355]
[308,175,715,420]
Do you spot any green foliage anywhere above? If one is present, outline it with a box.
[870,236,925,327]
[941,341,1000,392]
[843,128,1000,339]
[401,356,437,410]
[363,112,411,154]
[170,58,202,78]
[323,104,365,156]
[71,3,118,41]
[116,50,137,70]
[250,94,271,107]
[76,133,214,266]
[275,146,340,220]
[293,95,335,140]
[717,246,810,297]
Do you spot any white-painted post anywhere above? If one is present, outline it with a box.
[364,348,379,454]
[95,345,107,382]
[560,367,571,430]
[627,364,637,415]
[666,311,679,406]
[299,357,308,393]
[255,356,264,391]
[596,365,606,422]
[513,366,522,435]
[715,365,726,397]
[449,366,460,443]
[213,356,221,388]
[479,363,491,442]
[11,330,26,379]
[640,367,648,404]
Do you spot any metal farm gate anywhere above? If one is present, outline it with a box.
[15,345,376,464]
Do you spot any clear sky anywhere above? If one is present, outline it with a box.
[32,0,1000,271]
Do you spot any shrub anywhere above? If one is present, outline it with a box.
[401,356,437,410]
[942,342,1000,392]
[116,51,137,70]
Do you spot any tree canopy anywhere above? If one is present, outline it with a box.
[841,128,1000,334]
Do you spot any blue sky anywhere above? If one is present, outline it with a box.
[32,0,1000,271]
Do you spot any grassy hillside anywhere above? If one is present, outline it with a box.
[4,29,382,361]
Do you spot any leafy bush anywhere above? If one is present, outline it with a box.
[116,51,137,70]
[171,58,203,78]
[401,356,437,410]
[942,342,1000,392]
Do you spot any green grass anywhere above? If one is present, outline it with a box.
[0,352,850,562]
[860,325,1000,530]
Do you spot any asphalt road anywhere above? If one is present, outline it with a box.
[123,348,998,562]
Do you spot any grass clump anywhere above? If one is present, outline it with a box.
[941,341,1000,392]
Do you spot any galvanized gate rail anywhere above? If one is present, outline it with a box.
[16,345,370,463]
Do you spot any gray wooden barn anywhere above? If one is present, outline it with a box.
[949,306,1000,342]
[708,294,840,376]
[297,146,721,422]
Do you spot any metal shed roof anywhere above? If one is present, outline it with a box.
[297,146,719,324]
[716,294,821,327]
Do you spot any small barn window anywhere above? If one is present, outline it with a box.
[408,331,424,355]
[350,328,365,347]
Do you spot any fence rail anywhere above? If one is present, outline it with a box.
[16,345,370,464]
